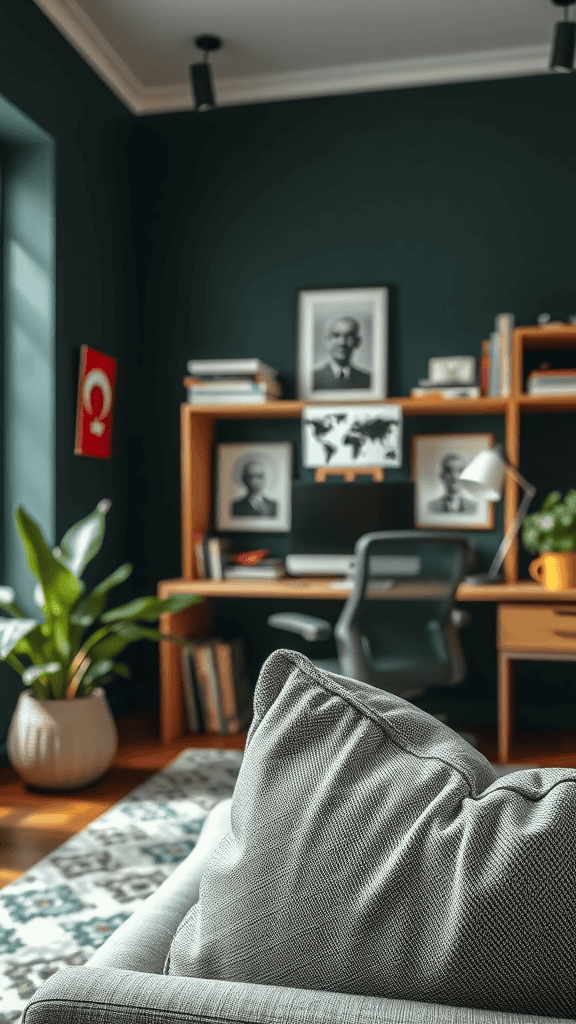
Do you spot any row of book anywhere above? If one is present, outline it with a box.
[479,312,515,397]
[193,533,286,580]
[184,358,281,404]
[180,637,253,734]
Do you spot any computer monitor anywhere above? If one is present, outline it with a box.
[287,480,415,576]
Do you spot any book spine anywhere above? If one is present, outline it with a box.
[186,391,272,405]
[192,643,225,733]
[211,641,242,733]
[480,339,490,397]
[410,386,480,398]
[495,313,514,398]
[193,532,206,578]
[231,638,253,730]
[184,376,281,393]
[489,332,501,397]
[180,647,200,732]
[186,359,278,380]
[207,537,227,581]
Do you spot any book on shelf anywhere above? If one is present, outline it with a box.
[480,339,490,396]
[488,331,501,397]
[223,557,286,580]
[186,358,278,384]
[191,642,226,733]
[211,638,253,733]
[495,312,514,398]
[180,646,202,732]
[527,370,576,395]
[410,385,480,399]
[182,638,252,735]
[184,378,282,404]
[192,533,232,579]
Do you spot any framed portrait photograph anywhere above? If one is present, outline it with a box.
[411,433,495,530]
[215,442,293,532]
[296,286,388,403]
[302,404,403,468]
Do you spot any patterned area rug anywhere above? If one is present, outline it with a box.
[0,748,244,1024]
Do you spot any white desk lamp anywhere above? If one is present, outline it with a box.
[458,444,536,586]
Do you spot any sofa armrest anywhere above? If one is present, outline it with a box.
[86,797,232,974]
[22,966,574,1024]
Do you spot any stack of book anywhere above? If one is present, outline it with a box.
[480,312,515,397]
[223,557,286,580]
[180,637,252,735]
[184,358,282,404]
[527,368,576,395]
[193,533,232,580]
[410,383,480,399]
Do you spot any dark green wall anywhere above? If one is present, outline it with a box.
[0,0,147,763]
[2,0,576,752]
[137,74,576,732]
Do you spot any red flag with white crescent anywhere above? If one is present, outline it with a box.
[74,345,117,459]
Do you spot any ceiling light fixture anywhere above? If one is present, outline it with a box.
[550,0,576,72]
[190,35,222,111]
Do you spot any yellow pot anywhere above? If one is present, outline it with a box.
[528,551,576,591]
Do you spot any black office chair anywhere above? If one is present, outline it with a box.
[268,531,476,739]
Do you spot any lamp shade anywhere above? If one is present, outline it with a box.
[190,62,215,110]
[550,20,576,72]
[458,447,506,502]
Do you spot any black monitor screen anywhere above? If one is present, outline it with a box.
[290,481,414,555]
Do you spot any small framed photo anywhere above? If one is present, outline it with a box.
[296,286,388,402]
[302,404,403,468]
[215,442,293,532]
[411,433,495,530]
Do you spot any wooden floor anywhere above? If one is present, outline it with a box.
[0,713,575,891]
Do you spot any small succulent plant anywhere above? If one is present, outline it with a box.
[522,490,576,555]
[0,500,201,700]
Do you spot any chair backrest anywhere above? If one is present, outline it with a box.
[333,531,475,695]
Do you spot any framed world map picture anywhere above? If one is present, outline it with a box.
[302,404,403,468]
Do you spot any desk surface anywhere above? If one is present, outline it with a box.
[159,578,575,602]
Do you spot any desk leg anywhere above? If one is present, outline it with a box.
[497,652,514,764]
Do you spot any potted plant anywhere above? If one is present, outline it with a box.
[2,500,202,790]
[522,489,576,591]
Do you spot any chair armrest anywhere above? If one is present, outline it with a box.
[450,609,472,629]
[267,612,332,642]
[23,966,570,1024]
[85,798,232,973]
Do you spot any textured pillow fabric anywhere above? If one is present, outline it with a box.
[165,649,576,1017]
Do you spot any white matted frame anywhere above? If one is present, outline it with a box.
[296,286,388,402]
[215,441,293,533]
[411,433,495,530]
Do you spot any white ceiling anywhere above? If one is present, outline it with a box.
[33,0,559,115]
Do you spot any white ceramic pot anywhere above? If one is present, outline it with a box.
[7,687,118,790]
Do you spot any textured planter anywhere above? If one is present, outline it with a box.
[7,687,118,790]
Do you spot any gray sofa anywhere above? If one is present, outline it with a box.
[22,797,575,1024]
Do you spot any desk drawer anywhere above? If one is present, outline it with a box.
[498,603,576,652]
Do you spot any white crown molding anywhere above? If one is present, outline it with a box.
[32,1,550,116]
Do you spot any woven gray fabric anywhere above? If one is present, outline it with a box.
[23,966,576,1024]
[166,648,576,1018]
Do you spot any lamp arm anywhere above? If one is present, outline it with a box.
[487,464,537,579]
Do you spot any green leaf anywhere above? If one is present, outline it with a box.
[15,507,84,663]
[57,499,112,578]
[68,563,133,657]
[0,619,40,660]
[541,491,562,511]
[100,592,203,624]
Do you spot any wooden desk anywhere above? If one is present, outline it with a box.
[158,577,576,757]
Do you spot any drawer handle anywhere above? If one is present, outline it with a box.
[553,607,576,617]
[553,629,576,638]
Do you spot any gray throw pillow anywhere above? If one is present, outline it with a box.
[165,649,576,1018]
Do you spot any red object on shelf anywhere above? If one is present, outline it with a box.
[231,549,269,566]
[74,345,118,459]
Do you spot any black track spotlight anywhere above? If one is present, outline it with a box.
[550,0,576,72]
[190,35,222,110]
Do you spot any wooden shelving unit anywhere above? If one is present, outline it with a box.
[157,325,576,743]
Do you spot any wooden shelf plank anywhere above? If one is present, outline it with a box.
[158,576,570,603]
[182,397,509,419]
